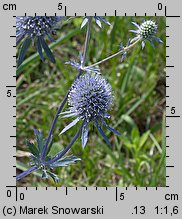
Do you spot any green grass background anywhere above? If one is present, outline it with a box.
[16,16,166,187]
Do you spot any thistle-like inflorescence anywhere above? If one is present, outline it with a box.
[16,16,63,67]
[16,17,164,183]
[138,20,157,39]
[60,72,120,148]
[26,129,81,183]
[130,20,163,49]
[68,73,113,121]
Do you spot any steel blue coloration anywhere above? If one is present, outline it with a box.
[60,72,120,148]
[16,16,63,67]
[130,20,163,49]
[81,16,111,29]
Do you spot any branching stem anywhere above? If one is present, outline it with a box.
[16,166,39,181]
[84,38,141,70]
[41,17,92,161]
[45,122,84,165]
[16,17,92,181]
[16,123,84,181]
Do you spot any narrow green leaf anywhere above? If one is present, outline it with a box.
[139,131,150,149]
[114,85,155,128]
[121,115,137,129]
[131,127,140,145]
[121,47,139,93]
[149,133,162,153]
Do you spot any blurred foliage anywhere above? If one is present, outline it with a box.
[16,16,166,187]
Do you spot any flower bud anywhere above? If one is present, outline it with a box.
[139,20,158,40]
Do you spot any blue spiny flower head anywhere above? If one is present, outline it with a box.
[16,16,63,67]
[130,20,163,49]
[68,73,113,121]
[60,72,120,148]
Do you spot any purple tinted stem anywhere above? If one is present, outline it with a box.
[16,166,39,181]
[45,122,84,165]
[17,16,92,182]
[82,17,92,67]
[41,18,92,161]
[41,92,69,161]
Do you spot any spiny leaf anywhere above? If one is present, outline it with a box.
[42,169,49,180]
[98,16,111,26]
[100,118,121,135]
[47,171,60,183]
[95,17,102,28]
[36,37,44,61]
[94,120,112,147]
[59,118,80,135]
[40,37,55,63]
[81,122,88,148]
[17,37,31,67]
[33,129,45,153]
[50,154,81,168]
[26,139,39,157]
[16,33,24,45]
[81,17,89,29]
